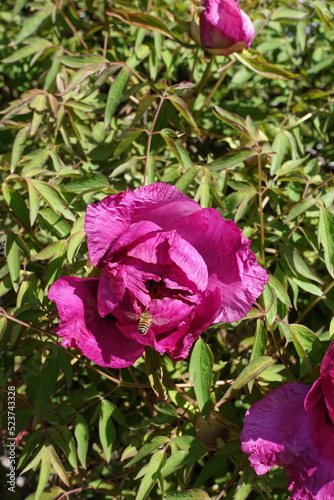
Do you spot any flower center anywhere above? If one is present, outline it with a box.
[146,279,166,300]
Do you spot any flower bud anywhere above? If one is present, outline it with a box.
[191,0,255,56]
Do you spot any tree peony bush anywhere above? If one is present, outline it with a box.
[49,183,268,368]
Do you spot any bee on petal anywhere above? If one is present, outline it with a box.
[126,310,169,335]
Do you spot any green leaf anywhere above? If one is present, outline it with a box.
[160,129,192,168]
[283,246,322,283]
[197,170,211,208]
[161,436,206,478]
[292,277,323,297]
[175,166,200,192]
[135,449,166,500]
[67,231,85,263]
[99,400,116,462]
[262,282,277,326]
[234,50,299,80]
[83,62,121,98]
[57,347,73,389]
[65,173,109,193]
[125,436,169,468]
[9,4,55,46]
[167,95,199,131]
[34,240,67,260]
[189,338,213,420]
[289,324,322,366]
[27,179,40,225]
[0,314,7,341]
[44,247,67,290]
[270,131,290,175]
[56,54,108,68]
[33,348,60,426]
[35,447,52,500]
[32,180,76,222]
[165,490,210,500]
[285,198,317,223]
[250,320,267,361]
[269,275,291,307]
[132,95,158,126]
[319,207,334,278]
[2,183,30,228]
[47,425,78,471]
[145,346,167,401]
[113,128,145,156]
[213,106,250,136]
[48,445,70,487]
[271,6,311,21]
[10,126,29,173]
[104,67,132,128]
[5,232,21,292]
[74,414,89,469]
[207,148,257,170]
[330,317,334,341]
[222,357,274,402]
[234,464,255,500]
[109,10,176,40]
[30,93,47,136]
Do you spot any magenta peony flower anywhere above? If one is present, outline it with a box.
[49,183,268,368]
[191,0,255,56]
[241,343,334,500]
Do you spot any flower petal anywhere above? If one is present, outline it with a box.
[85,190,133,267]
[48,276,144,368]
[127,231,208,293]
[172,209,268,322]
[241,383,334,499]
[320,342,334,374]
[200,0,254,49]
[85,183,200,267]
[131,182,201,229]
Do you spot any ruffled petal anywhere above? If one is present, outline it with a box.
[85,190,133,267]
[97,263,156,317]
[320,342,334,374]
[127,231,208,293]
[85,183,200,267]
[131,182,201,229]
[171,209,268,321]
[153,288,222,360]
[48,276,144,368]
[241,383,334,499]
[107,220,162,257]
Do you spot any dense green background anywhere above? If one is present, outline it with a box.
[1,0,333,498]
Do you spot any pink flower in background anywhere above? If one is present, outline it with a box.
[241,343,334,500]
[191,0,255,56]
[49,183,268,368]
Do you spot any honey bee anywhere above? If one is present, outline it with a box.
[126,310,169,335]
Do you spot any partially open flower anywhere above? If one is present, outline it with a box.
[191,0,255,56]
[49,183,268,368]
[241,343,334,499]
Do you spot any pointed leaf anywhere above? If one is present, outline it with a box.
[104,67,132,128]
[189,338,213,420]
[135,450,166,500]
[319,207,334,277]
[99,400,116,462]
[33,349,60,426]
[10,126,29,173]
[221,356,274,402]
